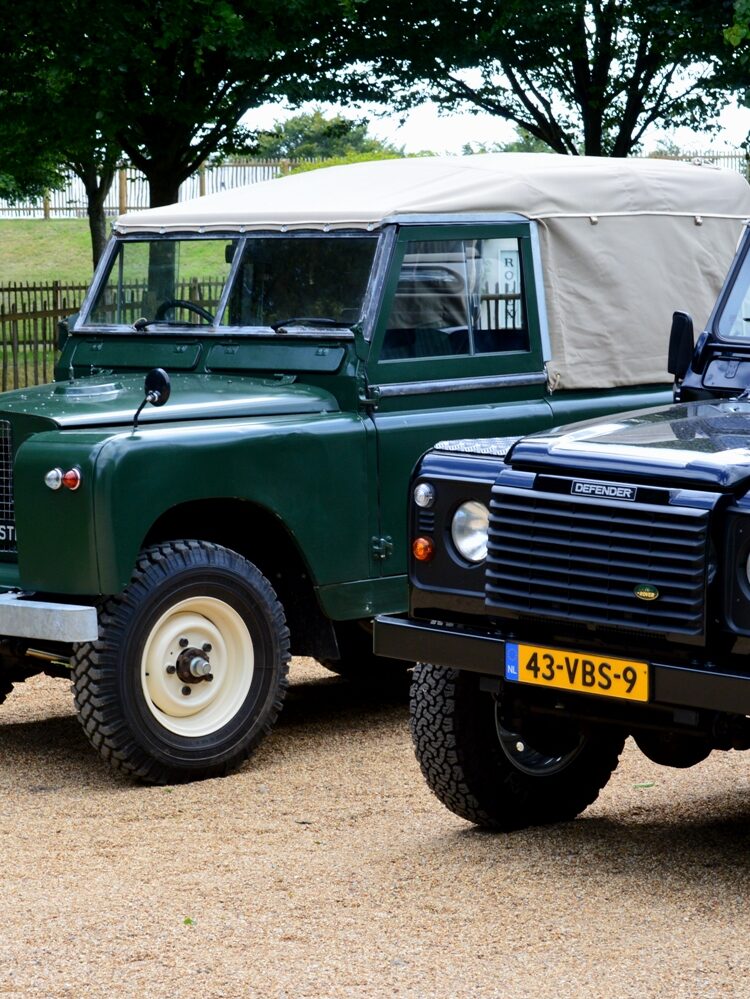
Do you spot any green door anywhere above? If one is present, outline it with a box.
[365,223,555,597]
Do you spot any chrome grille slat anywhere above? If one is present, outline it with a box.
[0,422,15,554]
[486,485,708,635]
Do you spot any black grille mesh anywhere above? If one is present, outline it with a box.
[0,422,16,553]
[486,485,708,635]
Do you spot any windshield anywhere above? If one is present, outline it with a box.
[717,247,750,340]
[84,234,379,331]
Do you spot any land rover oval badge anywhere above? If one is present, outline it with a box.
[634,584,659,601]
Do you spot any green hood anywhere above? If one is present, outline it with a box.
[0,373,339,429]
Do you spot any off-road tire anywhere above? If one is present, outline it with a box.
[410,663,624,831]
[72,541,290,784]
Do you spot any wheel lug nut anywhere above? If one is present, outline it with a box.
[179,637,189,648]
[205,673,213,682]
[181,686,192,696]
[202,643,212,653]
[166,664,176,674]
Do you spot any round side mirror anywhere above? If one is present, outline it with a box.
[144,368,171,407]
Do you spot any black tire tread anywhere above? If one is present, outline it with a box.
[71,540,290,784]
[410,663,624,831]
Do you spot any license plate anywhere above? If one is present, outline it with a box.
[504,642,649,702]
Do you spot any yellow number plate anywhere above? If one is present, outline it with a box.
[505,642,649,702]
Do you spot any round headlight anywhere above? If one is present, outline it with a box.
[451,501,489,563]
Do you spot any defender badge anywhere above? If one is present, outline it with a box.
[571,480,637,501]
[634,584,659,601]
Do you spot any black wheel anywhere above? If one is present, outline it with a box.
[72,541,290,784]
[321,620,412,686]
[410,663,624,831]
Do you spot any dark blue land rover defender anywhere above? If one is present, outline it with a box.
[374,220,750,831]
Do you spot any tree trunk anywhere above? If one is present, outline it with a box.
[71,160,117,270]
[146,169,184,209]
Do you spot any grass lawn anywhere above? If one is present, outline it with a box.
[0,219,98,285]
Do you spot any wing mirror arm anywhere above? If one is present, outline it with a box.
[132,368,171,433]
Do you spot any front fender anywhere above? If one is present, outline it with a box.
[15,413,369,597]
[14,431,109,593]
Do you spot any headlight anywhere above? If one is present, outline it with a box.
[451,501,489,563]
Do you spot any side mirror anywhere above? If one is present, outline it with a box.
[667,311,694,380]
[144,367,171,407]
[132,368,171,432]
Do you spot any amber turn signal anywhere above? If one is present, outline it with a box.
[412,536,435,562]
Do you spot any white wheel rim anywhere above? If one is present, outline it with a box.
[141,596,254,737]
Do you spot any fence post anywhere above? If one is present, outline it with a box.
[43,193,51,220]
[199,163,207,197]
[119,168,128,214]
[280,159,291,176]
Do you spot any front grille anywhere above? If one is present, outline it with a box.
[0,422,16,553]
[486,483,709,636]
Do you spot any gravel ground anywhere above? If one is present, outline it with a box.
[1,659,750,998]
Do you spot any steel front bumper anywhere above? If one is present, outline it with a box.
[0,593,97,643]
[373,614,750,717]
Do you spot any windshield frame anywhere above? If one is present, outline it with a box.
[713,227,750,343]
[76,228,392,340]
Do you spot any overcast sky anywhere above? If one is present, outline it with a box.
[243,99,750,156]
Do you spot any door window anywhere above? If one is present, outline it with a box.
[380,237,529,360]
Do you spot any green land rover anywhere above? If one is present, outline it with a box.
[0,153,747,783]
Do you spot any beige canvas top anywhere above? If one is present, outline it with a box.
[114,155,750,390]
[115,154,750,232]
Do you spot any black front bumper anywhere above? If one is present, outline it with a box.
[374,614,750,717]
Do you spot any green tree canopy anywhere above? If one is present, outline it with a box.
[353,0,740,156]
[463,127,554,155]
[254,109,402,159]
[0,0,360,264]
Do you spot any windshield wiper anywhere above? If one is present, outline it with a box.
[270,316,354,332]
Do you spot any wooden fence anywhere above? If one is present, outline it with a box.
[1,151,748,219]
[0,158,309,219]
[0,277,231,390]
[0,282,88,389]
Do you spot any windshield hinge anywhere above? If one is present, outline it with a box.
[359,382,381,408]
[371,535,393,560]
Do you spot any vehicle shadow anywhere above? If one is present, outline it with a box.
[279,670,410,732]
[0,669,411,791]
[449,800,750,895]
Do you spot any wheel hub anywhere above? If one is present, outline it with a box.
[175,646,213,684]
[141,598,254,736]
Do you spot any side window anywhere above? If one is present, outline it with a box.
[471,238,529,353]
[380,237,529,361]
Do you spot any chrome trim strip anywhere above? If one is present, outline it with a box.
[376,371,547,398]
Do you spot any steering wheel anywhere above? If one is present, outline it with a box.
[154,299,214,323]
